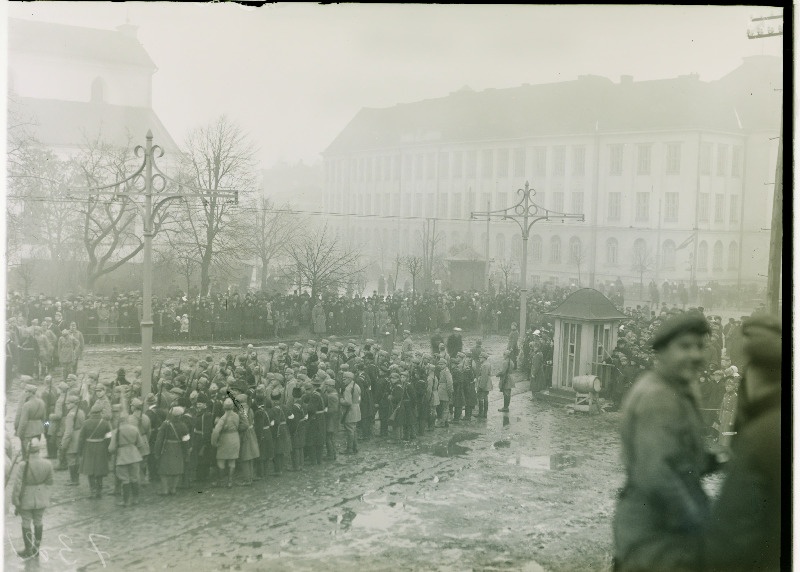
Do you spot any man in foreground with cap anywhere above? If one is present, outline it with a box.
[613,312,721,571]
[704,314,782,571]
[11,438,52,559]
[15,382,46,455]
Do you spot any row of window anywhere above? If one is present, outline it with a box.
[326,142,743,184]
[328,189,740,225]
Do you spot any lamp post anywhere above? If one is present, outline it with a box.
[472,181,584,347]
[70,130,238,402]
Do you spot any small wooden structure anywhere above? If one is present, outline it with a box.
[446,246,486,291]
[545,288,627,394]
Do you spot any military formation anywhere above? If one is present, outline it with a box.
[7,328,512,560]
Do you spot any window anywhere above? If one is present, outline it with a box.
[452,194,462,219]
[729,195,739,224]
[496,148,509,177]
[465,190,475,214]
[513,147,526,177]
[666,143,681,175]
[633,238,647,258]
[496,233,506,260]
[453,151,463,179]
[608,192,621,220]
[635,192,650,222]
[553,146,566,176]
[533,147,547,177]
[512,234,522,261]
[553,192,564,212]
[700,143,712,175]
[426,194,434,217]
[637,144,651,175]
[609,145,623,175]
[712,241,723,270]
[699,193,709,222]
[91,77,106,103]
[697,241,708,271]
[572,146,586,176]
[662,240,676,269]
[550,236,562,264]
[717,144,728,176]
[732,146,742,177]
[664,192,679,222]
[466,150,477,178]
[481,192,491,209]
[569,237,582,264]
[571,192,584,215]
[426,153,436,180]
[606,238,618,265]
[728,242,738,270]
[403,156,413,180]
[415,154,424,180]
[531,235,542,262]
[496,193,507,210]
[439,152,450,180]
[714,194,724,223]
[482,149,494,178]
[439,194,448,217]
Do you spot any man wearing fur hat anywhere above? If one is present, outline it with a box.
[11,438,52,559]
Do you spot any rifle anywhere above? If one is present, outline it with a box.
[13,443,32,514]
[5,450,21,488]
[156,361,164,411]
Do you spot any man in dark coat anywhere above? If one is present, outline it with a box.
[704,315,782,571]
[613,313,721,571]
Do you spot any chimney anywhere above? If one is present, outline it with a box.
[620,75,633,85]
[116,23,139,40]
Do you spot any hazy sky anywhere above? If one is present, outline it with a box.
[5,3,784,170]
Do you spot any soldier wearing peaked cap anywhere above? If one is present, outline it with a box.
[78,402,111,499]
[15,383,45,455]
[11,438,52,560]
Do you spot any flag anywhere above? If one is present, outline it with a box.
[676,234,695,250]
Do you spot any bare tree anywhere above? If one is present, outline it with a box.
[498,259,517,292]
[631,246,655,297]
[176,115,257,295]
[570,242,587,287]
[241,196,297,291]
[13,260,36,296]
[401,255,424,294]
[420,219,443,291]
[284,223,366,300]
[75,135,178,290]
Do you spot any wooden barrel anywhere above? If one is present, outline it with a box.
[572,375,601,393]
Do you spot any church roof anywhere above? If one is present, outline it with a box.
[9,18,156,70]
[11,97,180,153]
[545,288,628,321]
[324,57,782,155]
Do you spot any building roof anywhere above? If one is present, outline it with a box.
[545,288,628,321]
[324,57,782,155]
[10,97,180,153]
[9,18,156,70]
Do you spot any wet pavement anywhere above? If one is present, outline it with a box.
[4,334,626,571]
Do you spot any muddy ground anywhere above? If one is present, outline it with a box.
[2,333,716,572]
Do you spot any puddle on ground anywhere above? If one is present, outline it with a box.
[331,492,423,533]
[507,453,578,471]
[430,431,480,457]
[493,440,511,448]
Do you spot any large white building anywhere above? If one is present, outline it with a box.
[321,56,781,290]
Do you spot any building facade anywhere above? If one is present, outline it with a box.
[321,56,781,292]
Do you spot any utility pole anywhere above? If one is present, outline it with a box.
[472,181,584,349]
[485,200,491,290]
[70,130,238,402]
[748,11,783,314]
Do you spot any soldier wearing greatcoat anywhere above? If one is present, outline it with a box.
[77,402,111,499]
[11,438,52,560]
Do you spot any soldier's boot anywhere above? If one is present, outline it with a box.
[87,476,96,498]
[465,407,473,421]
[18,526,33,558]
[131,483,140,505]
[95,477,104,498]
[68,465,79,485]
[291,450,299,471]
[112,476,121,496]
[32,526,43,558]
[123,484,132,506]
[298,449,304,468]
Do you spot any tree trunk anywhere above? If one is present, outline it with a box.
[260,259,269,291]
[200,257,212,297]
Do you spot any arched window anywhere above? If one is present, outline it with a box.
[569,236,582,264]
[633,238,647,258]
[606,238,618,265]
[712,241,723,271]
[550,236,561,264]
[91,77,106,103]
[697,241,708,271]
[530,235,542,263]
[511,234,522,261]
[496,233,506,260]
[728,241,738,270]
[662,240,676,270]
